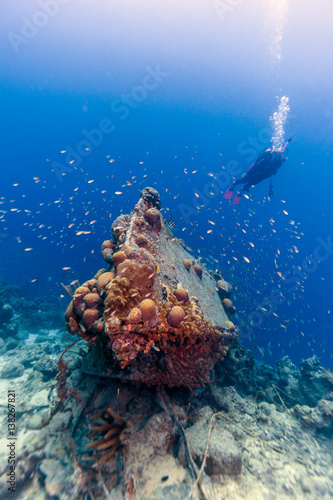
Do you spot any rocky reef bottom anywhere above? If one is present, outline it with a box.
[0,328,332,500]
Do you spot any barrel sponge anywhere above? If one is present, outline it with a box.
[117,259,155,297]
[167,305,185,327]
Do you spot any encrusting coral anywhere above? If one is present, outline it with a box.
[64,187,237,388]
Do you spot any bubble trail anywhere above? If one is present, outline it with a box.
[270,96,290,151]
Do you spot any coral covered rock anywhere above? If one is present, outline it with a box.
[140,186,161,209]
[65,188,237,387]
[294,399,333,437]
[178,407,242,476]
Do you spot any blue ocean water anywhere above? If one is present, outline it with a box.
[1,0,333,370]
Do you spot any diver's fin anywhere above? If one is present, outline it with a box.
[223,187,234,200]
[232,192,242,205]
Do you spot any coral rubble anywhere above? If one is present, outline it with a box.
[65,187,237,387]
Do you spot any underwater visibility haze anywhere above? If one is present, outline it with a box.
[1,1,333,499]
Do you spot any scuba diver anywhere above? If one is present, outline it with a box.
[224,138,292,205]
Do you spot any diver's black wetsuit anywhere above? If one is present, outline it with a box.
[232,149,286,192]
[224,138,291,204]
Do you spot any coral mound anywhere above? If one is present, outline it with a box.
[65,188,237,387]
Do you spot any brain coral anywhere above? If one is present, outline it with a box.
[193,264,203,278]
[173,288,189,303]
[222,298,236,316]
[144,208,161,230]
[101,240,115,263]
[222,298,233,308]
[183,259,191,271]
[167,305,185,327]
[139,299,157,321]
